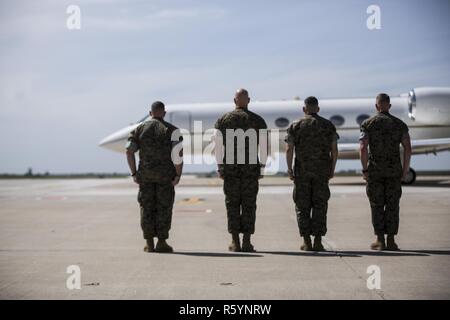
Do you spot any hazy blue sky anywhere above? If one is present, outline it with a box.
[0,0,449,174]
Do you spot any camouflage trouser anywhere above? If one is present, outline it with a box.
[137,182,175,240]
[366,176,402,235]
[293,173,330,236]
[223,174,259,235]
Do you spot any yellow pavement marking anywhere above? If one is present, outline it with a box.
[178,197,205,204]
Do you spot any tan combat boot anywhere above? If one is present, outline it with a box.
[386,235,399,251]
[370,234,386,251]
[155,239,173,253]
[228,233,241,252]
[242,233,256,252]
[300,235,313,251]
[313,235,326,252]
[144,238,155,252]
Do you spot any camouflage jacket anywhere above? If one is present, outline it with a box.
[126,117,182,184]
[360,111,409,178]
[285,113,339,177]
[214,107,267,177]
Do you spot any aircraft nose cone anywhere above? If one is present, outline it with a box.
[98,136,111,147]
[98,131,124,148]
[98,133,119,147]
[98,123,140,152]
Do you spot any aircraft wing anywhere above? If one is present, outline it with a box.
[336,143,360,159]
[337,137,450,159]
[409,137,450,155]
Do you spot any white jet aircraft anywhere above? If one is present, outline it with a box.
[99,87,450,184]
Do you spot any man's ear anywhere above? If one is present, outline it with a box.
[163,111,166,117]
[317,106,320,113]
[234,98,237,105]
[375,104,379,111]
[388,104,392,110]
[302,106,307,114]
[150,111,153,117]
[247,97,251,104]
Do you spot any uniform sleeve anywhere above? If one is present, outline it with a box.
[284,123,295,145]
[331,124,339,142]
[125,126,141,152]
[214,117,222,130]
[359,120,369,140]
[260,116,268,130]
[400,121,409,140]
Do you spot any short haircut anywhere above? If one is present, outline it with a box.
[376,93,390,104]
[304,96,319,108]
[236,88,249,97]
[151,101,165,112]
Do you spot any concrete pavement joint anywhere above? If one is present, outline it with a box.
[323,237,387,300]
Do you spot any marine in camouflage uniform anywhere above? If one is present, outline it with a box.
[285,96,339,252]
[214,89,268,252]
[126,101,183,253]
[360,93,411,251]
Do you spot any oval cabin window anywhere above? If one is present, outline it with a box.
[329,115,345,127]
[275,117,290,128]
[356,114,370,126]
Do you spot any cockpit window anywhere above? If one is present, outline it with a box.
[329,115,345,127]
[356,114,370,126]
[137,115,149,123]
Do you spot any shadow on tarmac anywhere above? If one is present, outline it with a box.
[332,177,450,188]
[172,251,264,258]
[171,249,450,258]
[259,250,360,257]
[330,249,450,257]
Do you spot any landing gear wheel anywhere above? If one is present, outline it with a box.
[402,168,416,185]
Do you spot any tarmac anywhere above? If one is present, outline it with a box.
[0,175,449,299]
